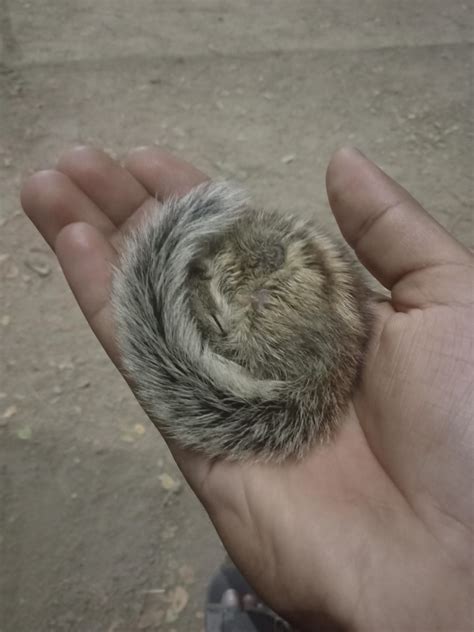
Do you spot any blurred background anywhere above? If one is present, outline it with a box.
[0,1,472,630]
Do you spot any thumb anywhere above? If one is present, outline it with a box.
[326,148,472,307]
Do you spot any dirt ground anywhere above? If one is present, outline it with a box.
[0,1,472,631]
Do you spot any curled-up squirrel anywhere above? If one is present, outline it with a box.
[112,181,375,461]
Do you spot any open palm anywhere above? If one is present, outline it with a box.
[22,146,473,631]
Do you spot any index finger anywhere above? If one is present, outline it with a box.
[124,146,209,199]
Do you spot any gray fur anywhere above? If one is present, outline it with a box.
[112,181,374,462]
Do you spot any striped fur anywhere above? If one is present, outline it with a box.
[112,181,374,461]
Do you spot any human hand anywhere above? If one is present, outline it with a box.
[21,146,473,631]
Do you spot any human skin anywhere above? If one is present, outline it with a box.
[21,146,473,631]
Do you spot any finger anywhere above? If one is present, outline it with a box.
[119,146,208,241]
[57,146,150,227]
[326,147,472,291]
[124,146,208,199]
[21,170,116,250]
[55,222,120,365]
[55,222,214,487]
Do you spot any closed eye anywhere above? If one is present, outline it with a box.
[211,314,227,336]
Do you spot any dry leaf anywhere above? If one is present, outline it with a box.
[2,405,17,419]
[165,586,188,623]
[138,591,165,629]
[158,473,181,492]
[17,426,32,440]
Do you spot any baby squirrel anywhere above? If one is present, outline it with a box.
[112,181,374,462]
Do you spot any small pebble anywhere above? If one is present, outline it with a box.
[24,254,51,277]
[281,154,296,164]
[58,360,75,371]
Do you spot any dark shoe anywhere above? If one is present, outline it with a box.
[205,563,293,632]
